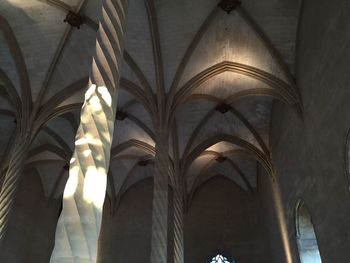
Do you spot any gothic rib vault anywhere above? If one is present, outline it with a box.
[0,0,301,262]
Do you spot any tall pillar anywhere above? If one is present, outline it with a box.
[0,132,32,241]
[150,131,170,263]
[173,184,184,263]
[50,0,129,262]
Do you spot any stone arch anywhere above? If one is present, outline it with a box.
[295,200,322,263]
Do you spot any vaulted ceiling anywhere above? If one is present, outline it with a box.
[0,0,301,204]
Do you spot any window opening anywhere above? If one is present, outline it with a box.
[296,200,322,263]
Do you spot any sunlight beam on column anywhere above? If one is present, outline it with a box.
[50,0,129,261]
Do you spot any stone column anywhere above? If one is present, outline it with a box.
[0,132,32,241]
[173,183,184,263]
[50,0,129,262]
[150,131,170,263]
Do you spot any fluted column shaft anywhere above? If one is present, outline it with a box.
[50,0,128,262]
[173,184,184,263]
[151,131,170,263]
[0,132,31,241]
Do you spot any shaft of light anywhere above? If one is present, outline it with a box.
[51,85,115,262]
[272,181,294,263]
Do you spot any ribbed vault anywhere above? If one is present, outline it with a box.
[0,0,301,261]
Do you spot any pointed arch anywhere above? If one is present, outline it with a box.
[295,199,323,263]
[171,61,300,115]
[28,144,69,162]
[237,7,296,85]
[111,139,156,159]
[124,51,156,106]
[183,133,273,179]
[120,160,154,196]
[180,101,269,159]
[120,77,156,119]
[126,113,156,141]
[0,68,22,116]
[168,7,219,95]
[33,103,83,137]
[0,15,31,111]
[42,127,73,157]
[40,77,89,114]
[188,174,249,212]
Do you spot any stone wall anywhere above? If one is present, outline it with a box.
[0,168,61,263]
[98,178,153,263]
[269,1,350,262]
[0,168,275,263]
[184,175,271,263]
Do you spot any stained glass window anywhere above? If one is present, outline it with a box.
[210,254,231,263]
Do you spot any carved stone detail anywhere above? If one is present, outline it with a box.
[215,103,232,114]
[218,0,242,14]
[216,155,227,163]
[116,110,128,121]
[138,159,151,166]
[64,11,85,29]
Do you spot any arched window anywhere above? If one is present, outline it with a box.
[208,254,234,263]
[295,200,322,263]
